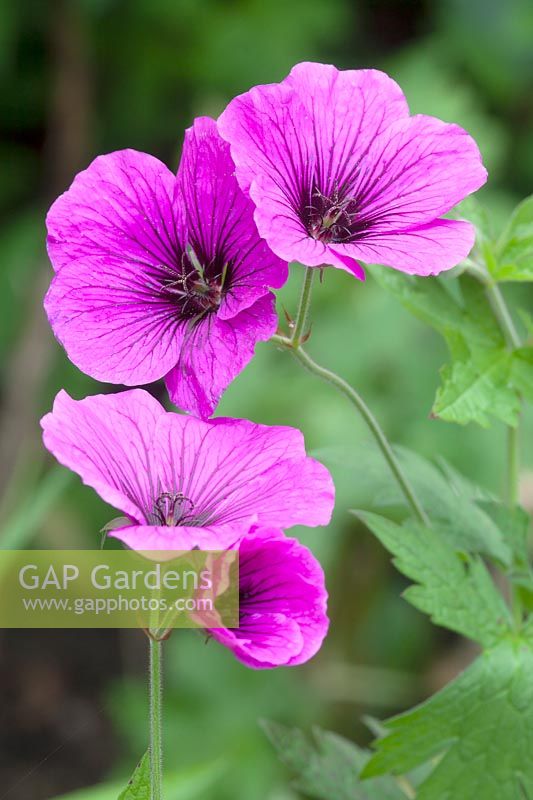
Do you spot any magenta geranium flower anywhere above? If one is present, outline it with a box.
[206,527,328,669]
[44,117,287,418]
[218,62,488,280]
[40,389,335,550]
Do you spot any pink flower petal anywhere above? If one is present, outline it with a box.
[42,391,335,551]
[177,117,287,320]
[40,389,165,521]
[110,522,246,551]
[331,218,476,276]
[151,412,335,530]
[164,293,278,418]
[350,114,487,231]
[209,527,329,668]
[218,61,487,277]
[44,254,187,384]
[47,149,182,273]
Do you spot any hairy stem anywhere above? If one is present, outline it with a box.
[291,266,315,345]
[149,637,163,800]
[483,278,522,507]
[273,266,429,526]
[483,279,521,350]
[467,254,524,624]
[467,259,522,505]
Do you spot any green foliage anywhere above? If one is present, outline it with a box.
[363,638,533,800]
[52,758,225,800]
[493,196,533,281]
[433,347,520,427]
[512,347,533,404]
[371,265,531,427]
[478,502,531,571]
[317,444,511,565]
[354,512,513,647]
[262,721,405,800]
[117,751,150,799]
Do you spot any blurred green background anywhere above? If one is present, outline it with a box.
[1,0,532,798]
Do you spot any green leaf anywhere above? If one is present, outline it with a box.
[354,511,513,647]
[364,638,533,800]
[433,348,520,427]
[118,751,150,799]
[52,758,225,800]
[453,195,493,245]
[262,721,405,800]
[371,269,503,351]
[494,195,533,281]
[371,267,522,427]
[317,444,511,566]
[477,502,531,569]
[511,346,533,404]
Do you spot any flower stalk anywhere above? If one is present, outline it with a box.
[465,254,522,507]
[466,251,524,627]
[273,267,430,527]
[149,637,164,800]
[291,266,315,345]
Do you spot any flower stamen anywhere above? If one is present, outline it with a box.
[150,492,195,526]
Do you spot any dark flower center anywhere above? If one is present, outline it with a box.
[152,246,232,322]
[301,183,371,244]
[149,492,196,526]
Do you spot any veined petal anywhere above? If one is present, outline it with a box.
[151,412,335,531]
[330,218,476,276]
[218,62,408,200]
[218,62,486,277]
[44,254,187,384]
[352,114,487,230]
[164,293,278,418]
[212,612,304,669]
[218,62,409,270]
[178,116,287,319]
[209,528,329,669]
[285,63,409,197]
[249,175,366,279]
[40,390,165,521]
[47,149,182,272]
[110,522,247,551]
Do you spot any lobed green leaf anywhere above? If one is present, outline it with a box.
[364,638,533,800]
[317,444,512,566]
[493,195,533,282]
[354,511,513,647]
[262,721,405,800]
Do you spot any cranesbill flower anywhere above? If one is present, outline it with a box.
[206,527,328,669]
[218,62,488,280]
[45,117,287,418]
[40,389,335,550]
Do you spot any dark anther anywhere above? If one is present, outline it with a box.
[151,492,195,526]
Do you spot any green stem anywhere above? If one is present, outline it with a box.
[467,260,522,505]
[291,266,315,345]
[276,337,429,526]
[484,278,522,508]
[149,637,163,800]
[467,255,523,623]
[273,268,429,526]
[483,279,521,350]
[507,423,520,508]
